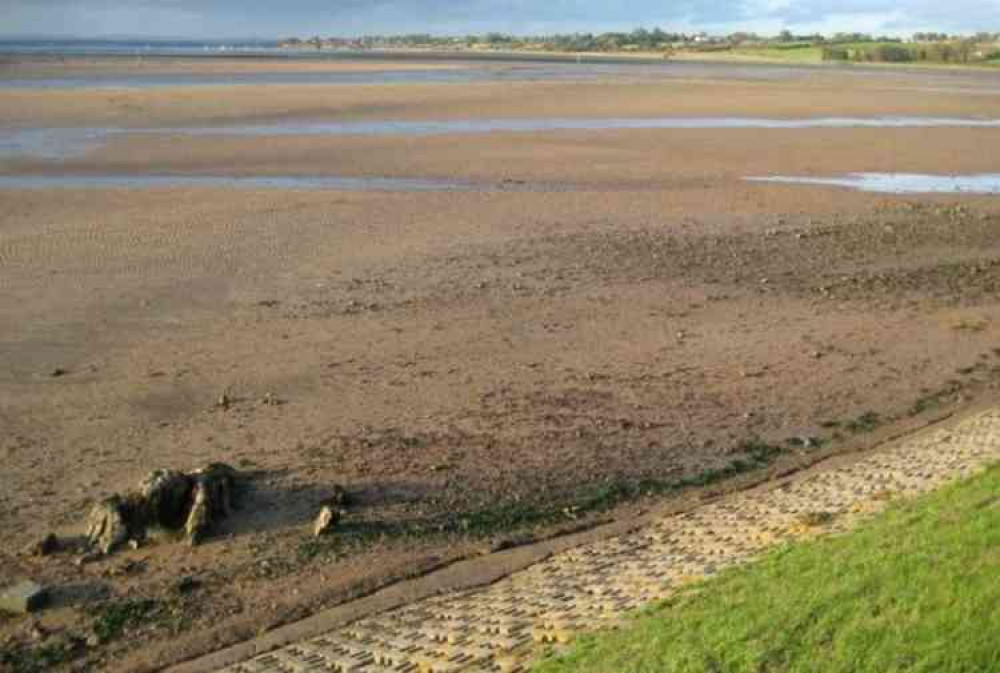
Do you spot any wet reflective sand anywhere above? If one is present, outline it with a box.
[0,174,473,191]
[747,172,1000,194]
[4,117,999,160]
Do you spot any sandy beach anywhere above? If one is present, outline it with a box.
[2,56,1000,671]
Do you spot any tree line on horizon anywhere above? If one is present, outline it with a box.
[821,41,993,64]
[280,28,1000,59]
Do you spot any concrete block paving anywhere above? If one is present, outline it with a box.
[217,410,1000,673]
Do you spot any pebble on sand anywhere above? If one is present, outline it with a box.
[0,581,48,615]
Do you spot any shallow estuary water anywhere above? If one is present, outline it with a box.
[747,173,1000,194]
[0,174,474,191]
[3,117,1000,160]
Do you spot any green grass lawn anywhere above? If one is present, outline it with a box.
[537,465,1000,673]
[728,46,824,62]
[674,45,824,63]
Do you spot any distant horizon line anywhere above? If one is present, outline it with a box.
[0,35,278,43]
[1,27,992,43]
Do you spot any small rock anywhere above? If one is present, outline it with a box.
[23,533,60,557]
[75,551,103,567]
[49,368,68,378]
[49,633,86,657]
[325,485,350,509]
[486,533,533,554]
[175,576,201,594]
[215,392,232,410]
[26,621,46,641]
[0,581,48,615]
[313,505,340,537]
[108,559,145,577]
[788,435,822,450]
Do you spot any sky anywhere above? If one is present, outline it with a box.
[3,0,999,40]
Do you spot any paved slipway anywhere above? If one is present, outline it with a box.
[185,408,1000,673]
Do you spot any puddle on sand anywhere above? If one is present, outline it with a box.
[166,116,1000,137]
[746,173,1000,195]
[5,59,1000,91]
[0,174,472,191]
[2,117,999,160]
[0,68,563,90]
[0,128,111,159]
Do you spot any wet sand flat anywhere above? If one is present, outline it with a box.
[3,58,1000,672]
[0,56,477,77]
[4,66,1000,127]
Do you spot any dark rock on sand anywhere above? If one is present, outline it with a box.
[326,484,351,509]
[0,581,48,615]
[23,533,60,557]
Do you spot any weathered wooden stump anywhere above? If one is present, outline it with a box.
[140,469,194,529]
[185,463,238,546]
[85,463,241,554]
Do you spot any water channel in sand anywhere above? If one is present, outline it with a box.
[3,117,999,160]
[0,174,474,191]
[747,173,1000,194]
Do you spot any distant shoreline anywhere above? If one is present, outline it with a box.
[3,50,997,76]
[0,44,671,65]
[2,42,997,78]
